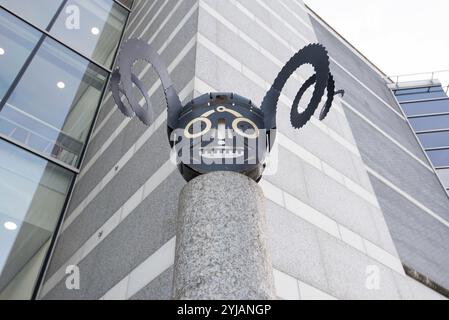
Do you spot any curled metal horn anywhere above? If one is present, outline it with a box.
[260,43,343,148]
[110,69,152,121]
[110,39,183,132]
[291,73,345,126]
[320,84,345,121]
[260,43,330,130]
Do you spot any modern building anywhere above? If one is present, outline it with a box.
[0,0,448,300]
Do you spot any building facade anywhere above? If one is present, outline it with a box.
[391,79,449,195]
[1,0,448,300]
[0,0,131,299]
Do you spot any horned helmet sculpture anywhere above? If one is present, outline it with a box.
[111,39,344,182]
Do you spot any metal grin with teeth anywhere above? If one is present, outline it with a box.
[110,39,344,182]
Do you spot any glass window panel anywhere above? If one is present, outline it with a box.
[0,140,73,300]
[409,114,449,132]
[0,37,108,167]
[395,86,443,95]
[50,0,128,68]
[417,131,449,149]
[0,9,41,101]
[402,99,449,116]
[427,149,449,167]
[0,0,63,30]
[395,86,447,102]
[436,168,449,189]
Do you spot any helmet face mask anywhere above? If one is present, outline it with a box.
[111,40,344,182]
[172,93,268,181]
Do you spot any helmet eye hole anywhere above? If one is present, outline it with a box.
[184,117,212,139]
[232,118,259,139]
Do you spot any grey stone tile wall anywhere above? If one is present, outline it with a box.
[308,4,449,291]
[131,267,174,300]
[370,174,449,289]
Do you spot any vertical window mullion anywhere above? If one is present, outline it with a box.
[45,0,69,31]
[0,34,45,112]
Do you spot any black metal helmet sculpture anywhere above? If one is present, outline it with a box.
[111,39,344,182]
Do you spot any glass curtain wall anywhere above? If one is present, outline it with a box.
[394,85,449,194]
[0,0,131,299]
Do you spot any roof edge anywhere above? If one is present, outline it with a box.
[305,4,391,82]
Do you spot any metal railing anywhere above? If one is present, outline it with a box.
[386,70,449,93]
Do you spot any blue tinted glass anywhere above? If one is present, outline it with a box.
[396,87,442,95]
[409,115,449,132]
[0,37,108,167]
[436,168,449,188]
[0,0,63,30]
[50,0,128,68]
[427,149,449,167]
[418,131,449,149]
[0,139,73,299]
[402,99,449,116]
[395,86,447,102]
[0,9,40,101]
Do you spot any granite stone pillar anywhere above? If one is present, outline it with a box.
[173,171,275,300]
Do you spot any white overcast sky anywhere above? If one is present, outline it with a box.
[304,0,449,87]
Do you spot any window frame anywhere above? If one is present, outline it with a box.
[409,113,449,133]
[30,0,134,300]
[402,98,449,118]
[0,138,75,299]
[394,86,448,103]
[427,148,449,168]
[48,0,130,69]
[417,130,449,151]
[0,35,110,168]
[392,84,449,198]
[0,0,133,300]
[0,1,132,173]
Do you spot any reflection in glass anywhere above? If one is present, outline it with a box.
[428,149,449,168]
[395,86,447,102]
[417,131,449,149]
[0,37,108,167]
[50,0,128,68]
[409,114,449,132]
[0,139,73,300]
[0,0,63,30]
[0,9,40,100]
